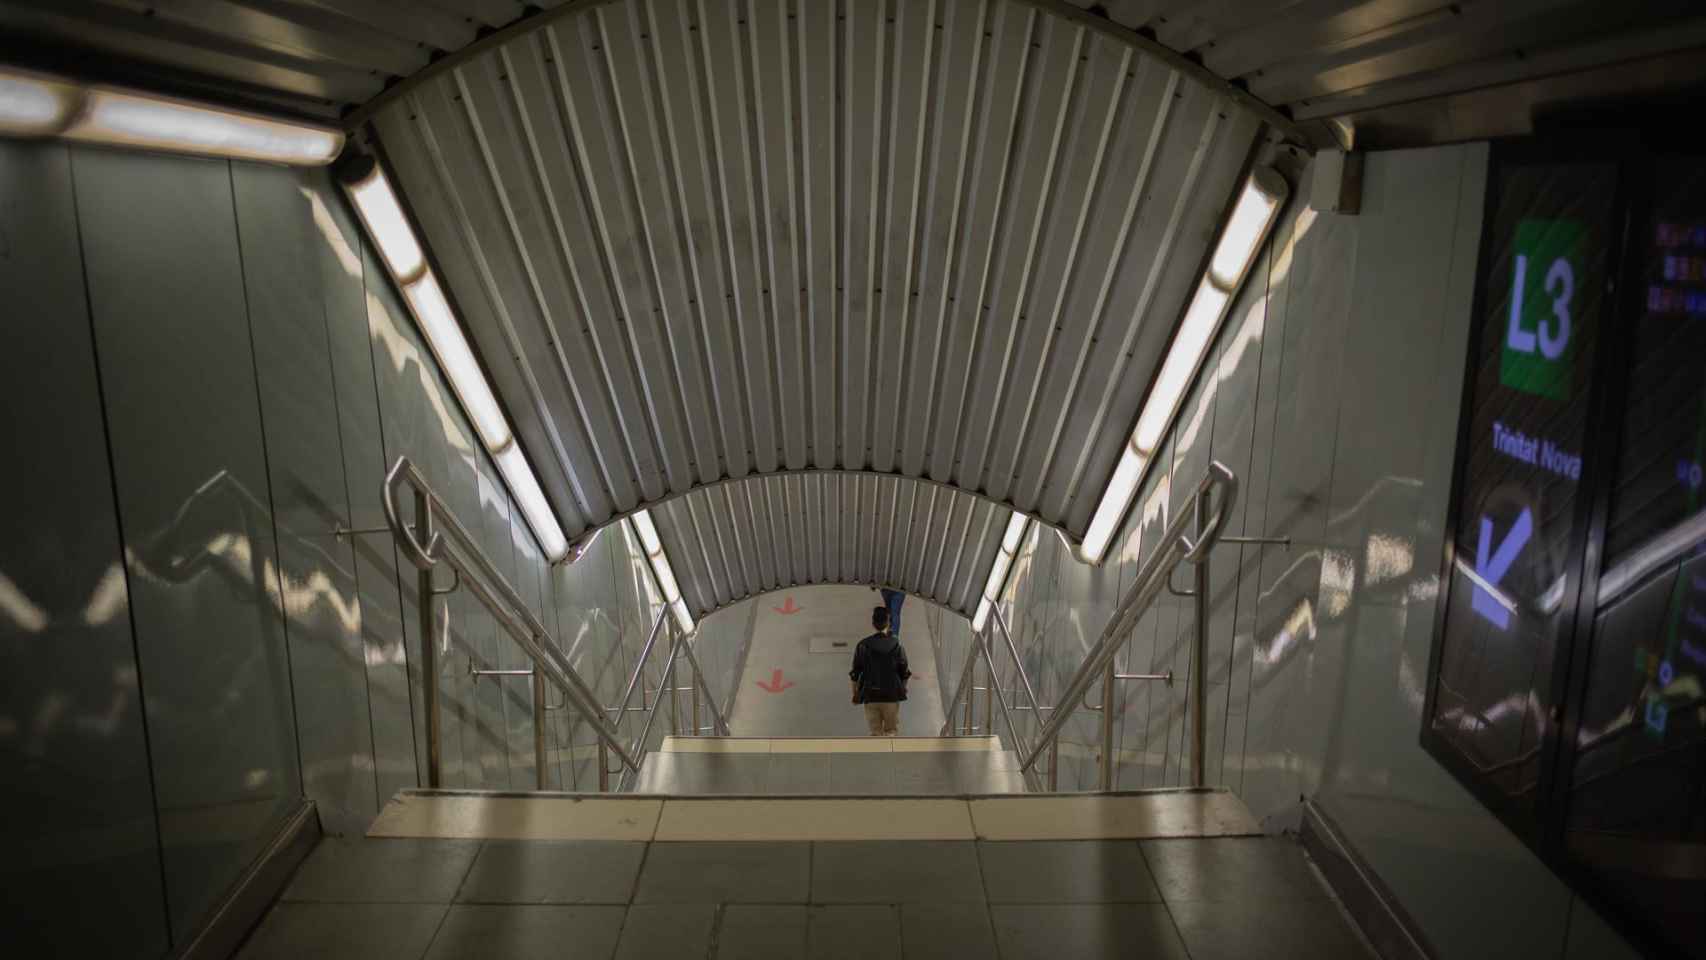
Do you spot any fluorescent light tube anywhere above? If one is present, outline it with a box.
[1209,179,1280,288]
[65,87,341,165]
[1001,512,1029,554]
[1133,280,1229,453]
[403,272,514,453]
[496,444,567,562]
[972,598,993,633]
[651,552,682,603]
[1079,443,1145,564]
[631,509,663,557]
[0,67,79,136]
[348,166,427,284]
[669,598,695,634]
[1077,167,1288,565]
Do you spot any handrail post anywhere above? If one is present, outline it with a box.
[962,650,976,735]
[598,740,610,792]
[680,637,731,735]
[667,622,682,737]
[1048,738,1059,791]
[414,488,442,790]
[939,640,979,736]
[532,671,549,789]
[1098,661,1116,790]
[983,628,995,737]
[1190,504,1210,789]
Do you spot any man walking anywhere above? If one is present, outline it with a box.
[850,605,910,736]
[878,586,905,638]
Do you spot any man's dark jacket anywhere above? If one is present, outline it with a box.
[850,632,910,704]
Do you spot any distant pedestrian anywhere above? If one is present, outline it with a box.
[850,605,910,736]
[879,587,905,639]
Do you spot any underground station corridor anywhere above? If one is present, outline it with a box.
[4,2,1704,959]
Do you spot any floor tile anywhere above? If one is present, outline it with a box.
[806,905,900,960]
[892,737,1001,753]
[1168,896,1375,960]
[899,902,997,958]
[970,792,1260,840]
[423,905,625,960]
[635,754,772,795]
[654,798,974,841]
[1140,836,1329,903]
[766,755,833,795]
[456,841,645,904]
[989,903,1190,960]
[714,905,808,959]
[811,841,984,903]
[978,840,1161,903]
[662,737,773,753]
[615,904,717,960]
[236,902,445,960]
[367,794,662,841]
[826,753,895,794]
[634,842,810,903]
[283,837,480,903]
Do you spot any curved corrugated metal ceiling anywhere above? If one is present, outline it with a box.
[651,472,1010,618]
[367,0,1262,561]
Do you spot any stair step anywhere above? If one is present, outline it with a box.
[660,735,1005,754]
[367,789,1260,843]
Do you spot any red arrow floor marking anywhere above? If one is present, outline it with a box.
[755,669,795,693]
[773,596,802,615]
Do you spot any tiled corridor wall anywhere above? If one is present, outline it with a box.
[0,141,742,959]
[976,144,1639,959]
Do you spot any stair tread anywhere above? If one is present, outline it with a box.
[367,789,1261,843]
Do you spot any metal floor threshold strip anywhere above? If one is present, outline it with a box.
[366,789,1261,843]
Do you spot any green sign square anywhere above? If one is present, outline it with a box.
[1499,218,1585,400]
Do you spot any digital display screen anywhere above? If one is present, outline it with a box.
[1563,156,1706,959]
[1428,162,1616,798]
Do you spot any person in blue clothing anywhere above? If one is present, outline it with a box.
[878,586,905,639]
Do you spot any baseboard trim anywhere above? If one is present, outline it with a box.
[176,800,319,960]
[1300,797,1435,960]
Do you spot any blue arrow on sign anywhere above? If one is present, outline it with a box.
[1471,508,1532,629]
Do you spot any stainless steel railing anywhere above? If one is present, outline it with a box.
[602,608,732,792]
[382,455,643,788]
[1015,461,1239,789]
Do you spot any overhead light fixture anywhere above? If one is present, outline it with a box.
[347,163,426,283]
[0,67,79,136]
[1079,166,1288,564]
[496,445,568,563]
[972,511,1031,632]
[403,271,513,452]
[631,509,694,633]
[336,153,568,564]
[0,65,342,165]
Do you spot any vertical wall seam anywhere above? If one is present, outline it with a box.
[225,159,310,813]
[63,143,178,948]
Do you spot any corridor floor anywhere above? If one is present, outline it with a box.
[236,833,1374,959]
[730,585,946,738]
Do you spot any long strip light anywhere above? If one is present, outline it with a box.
[1078,166,1289,564]
[0,65,341,165]
[337,154,568,563]
[631,509,694,634]
[972,511,1032,632]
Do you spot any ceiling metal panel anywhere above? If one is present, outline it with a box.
[653,473,1009,621]
[1062,0,1706,126]
[367,0,1262,555]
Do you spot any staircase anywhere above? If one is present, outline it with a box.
[632,735,1028,796]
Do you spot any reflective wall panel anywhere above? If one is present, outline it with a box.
[985,143,1643,959]
[0,140,168,959]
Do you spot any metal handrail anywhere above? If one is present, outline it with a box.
[610,608,671,721]
[382,456,639,785]
[619,620,688,791]
[1018,461,1238,784]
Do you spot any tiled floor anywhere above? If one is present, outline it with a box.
[238,834,1376,959]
